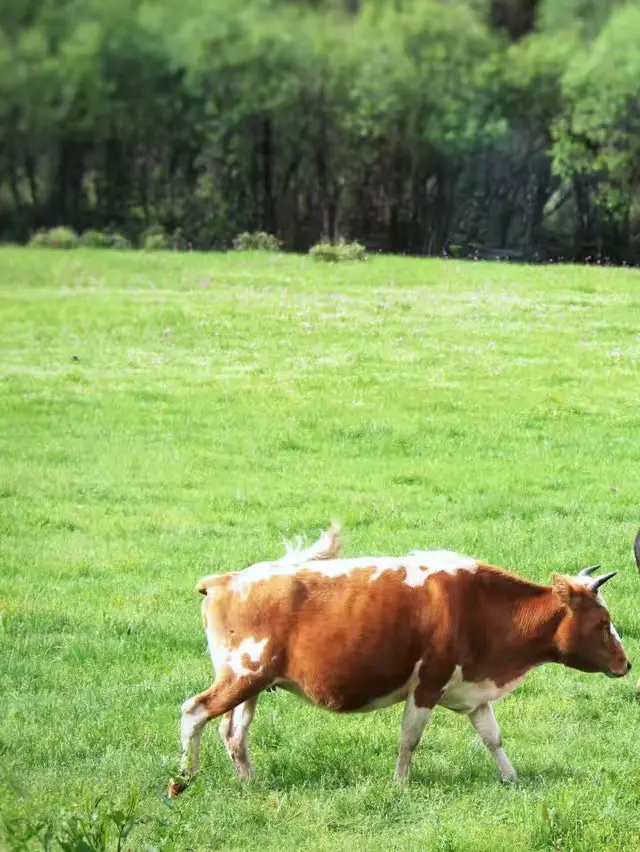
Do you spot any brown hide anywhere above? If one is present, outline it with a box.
[201,560,628,714]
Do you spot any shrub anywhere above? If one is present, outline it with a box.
[170,227,189,251]
[309,239,367,263]
[28,226,79,249]
[142,225,170,251]
[232,231,282,252]
[80,229,133,249]
[109,232,133,250]
[80,230,113,248]
[144,233,169,251]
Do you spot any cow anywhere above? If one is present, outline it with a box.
[169,523,630,797]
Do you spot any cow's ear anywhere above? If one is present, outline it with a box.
[553,574,581,609]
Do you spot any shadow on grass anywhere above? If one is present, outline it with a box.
[189,747,590,798]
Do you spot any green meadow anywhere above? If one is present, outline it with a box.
[1,248,640,850]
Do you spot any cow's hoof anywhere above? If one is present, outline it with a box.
[500,773,518,785]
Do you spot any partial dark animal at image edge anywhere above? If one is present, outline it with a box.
[635,529,640,694]
[169,523,631,797]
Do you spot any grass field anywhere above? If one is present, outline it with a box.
[1,247,640,851]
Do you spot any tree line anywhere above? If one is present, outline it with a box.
[1,0,639,262]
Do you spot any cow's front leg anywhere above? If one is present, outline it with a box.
[394,691,432,783]
[467,703,517,783]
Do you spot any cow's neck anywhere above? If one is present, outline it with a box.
[510,588,565,665]
[478,570,566,672]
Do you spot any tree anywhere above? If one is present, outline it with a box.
[553,4,640,259]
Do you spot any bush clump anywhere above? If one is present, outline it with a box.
[80,229,113,248]
[79,229,133,249]
[170,227,189,251]
[28,226,79,249]
[142,224,170,251]
[232,231,282,252]
[309,239,367,263]
[109,232,133,250]
[143,233,170,251]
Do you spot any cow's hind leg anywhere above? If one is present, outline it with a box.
[467,703,517,783]
[169,676,265,797]
[219,696,259,779]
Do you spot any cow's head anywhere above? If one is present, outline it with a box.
[552,567,630,678]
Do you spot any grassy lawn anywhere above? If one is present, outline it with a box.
[1,247,640,850]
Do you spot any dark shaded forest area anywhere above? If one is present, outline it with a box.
[2,0,640,261]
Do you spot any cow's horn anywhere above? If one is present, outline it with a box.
[579,565,600,577]
[591,571,617,591]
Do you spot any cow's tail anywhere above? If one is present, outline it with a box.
[634,529,640,574]
[196,574,223,595]
[280,521,342,565]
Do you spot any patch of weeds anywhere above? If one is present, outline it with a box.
[80,231,133,250]
[232,232,282,252]
[1,793,178,851]
[309,239,366,263]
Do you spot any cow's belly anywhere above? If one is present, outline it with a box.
[438,666,525,714]
[272,679,411,712]
[273,660,422,713]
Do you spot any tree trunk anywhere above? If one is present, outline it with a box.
[262,117,275,235]
[49,139,86,228]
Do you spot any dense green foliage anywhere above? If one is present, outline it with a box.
[27,226,80,250]
[1,248,640,849]
[1,0,639,260]
[233,231,283,252]
[309,238,367,261]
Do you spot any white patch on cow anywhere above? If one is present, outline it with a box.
[227,637,268,677]
[438,666,525,714]
[206,631,268,678]
[408,550,477,574]
[370,551,476,587]
[227,526,476,596]
[230,556,360,594]
[231,552,476,596]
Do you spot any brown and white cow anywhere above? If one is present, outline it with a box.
[169,523,630,796]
